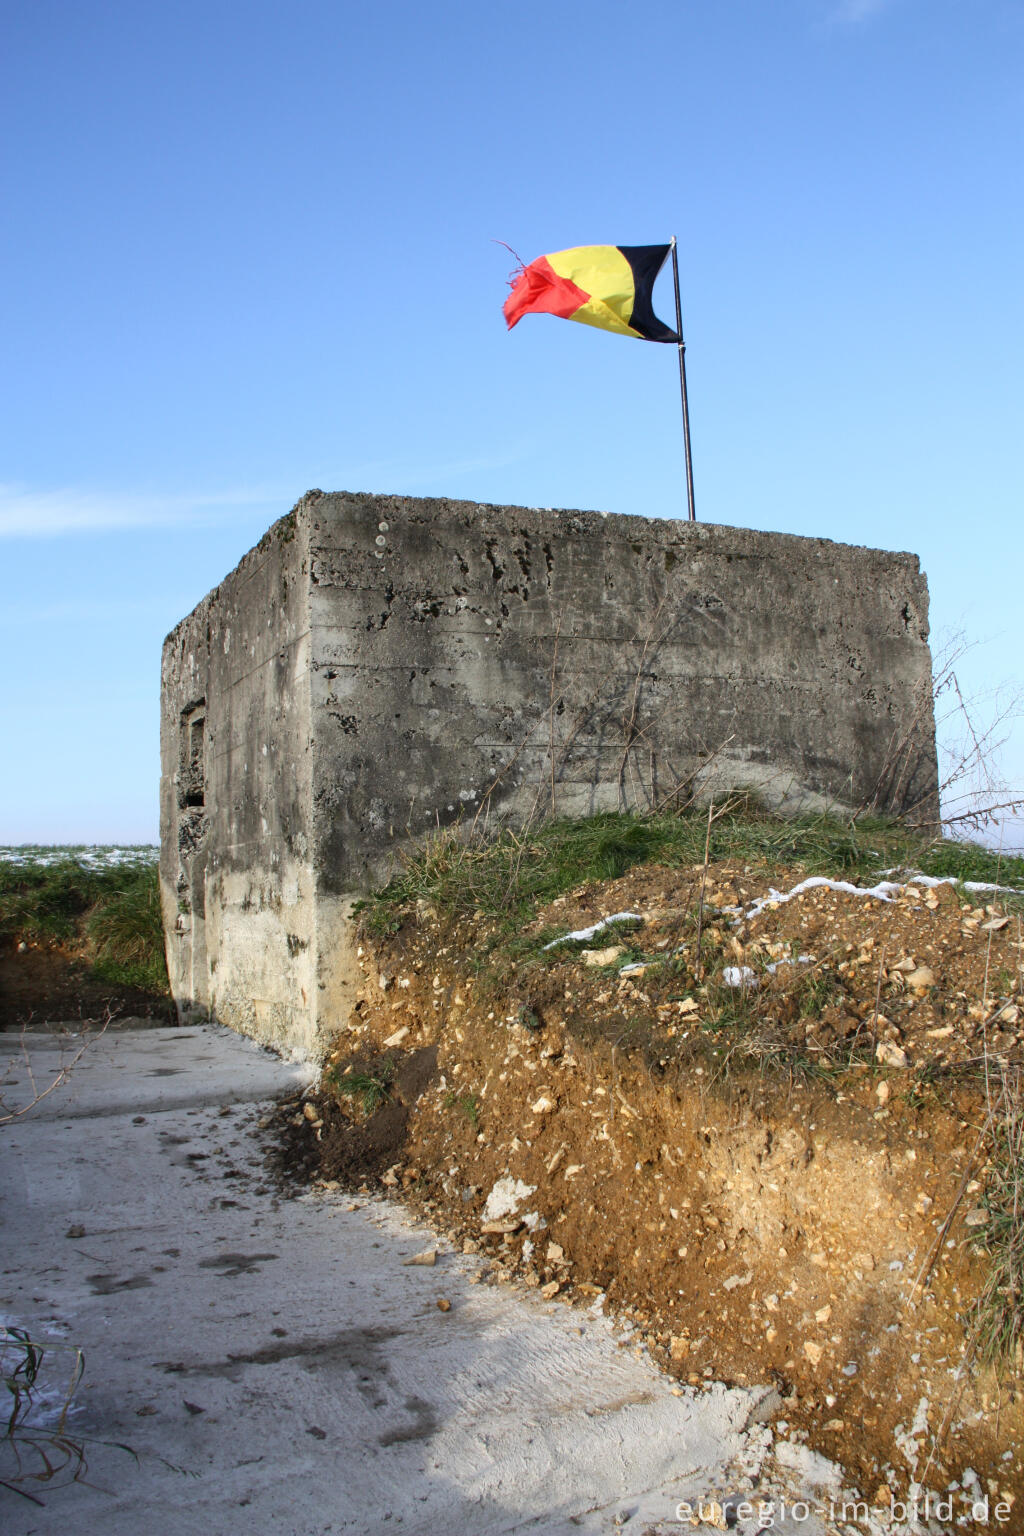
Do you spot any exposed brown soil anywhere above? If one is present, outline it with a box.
[278,860,1024,1516]
[272,1046,436,1185]
[0,939,174,1028]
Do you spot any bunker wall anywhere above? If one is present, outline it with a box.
[305,493,937,901]
[161,489,938,1058]
[159,513,317,1053]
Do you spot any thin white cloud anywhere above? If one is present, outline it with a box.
[0,484,281,539]
[0,453,526,540]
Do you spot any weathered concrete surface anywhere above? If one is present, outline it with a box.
[160,516,315,1048]
[0,1026,827,1535]
[161,493,939,1055]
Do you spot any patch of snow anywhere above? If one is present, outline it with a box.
[543,912,644,950]
[742,869,1024,925]
[743,876,902,921]
[0,845,158,869]
[765,954,813,975]
[722,965,758,989]
[899,871,1023,896]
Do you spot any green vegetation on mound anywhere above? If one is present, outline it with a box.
[0,850,168,995]
[356,799,1024,937]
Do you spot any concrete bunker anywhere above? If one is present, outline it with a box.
[160,490,939,1058]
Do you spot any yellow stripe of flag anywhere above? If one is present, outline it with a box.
[545,246,641,338]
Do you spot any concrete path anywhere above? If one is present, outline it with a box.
[0,1025,832,1535]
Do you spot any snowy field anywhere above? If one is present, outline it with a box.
[0,845,158,869]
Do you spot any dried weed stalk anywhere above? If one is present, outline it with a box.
[0,1008,115,1127]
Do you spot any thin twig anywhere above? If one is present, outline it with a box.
[0,1011,115,1126]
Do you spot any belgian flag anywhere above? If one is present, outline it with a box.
[503,244,679,343]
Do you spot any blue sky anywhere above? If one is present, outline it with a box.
[2,0,1021,845]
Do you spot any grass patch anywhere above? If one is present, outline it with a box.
[358,813,685,935]
[702,982,761,1037]
[1,857,115,946]
[356,903,404,940]
[915,841,1024,887]
[356,802,1024,942]
[0,851,169,996]
[475,925,566,970]
[329,1058,396,1114]
[86,875,167,992]
[972,1070,1024,1368]
[443,1091,480,1126]
[798,968,844,1018]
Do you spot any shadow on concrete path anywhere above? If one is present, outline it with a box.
[0,1024,821,1535]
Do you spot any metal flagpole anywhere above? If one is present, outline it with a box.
[670,236,696,522]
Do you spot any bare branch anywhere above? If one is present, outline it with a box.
[0,1008,115,1126]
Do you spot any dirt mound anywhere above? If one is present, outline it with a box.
[271,1046,437,1187]
[277,858,1024,1517]
[0,940,174,1028]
